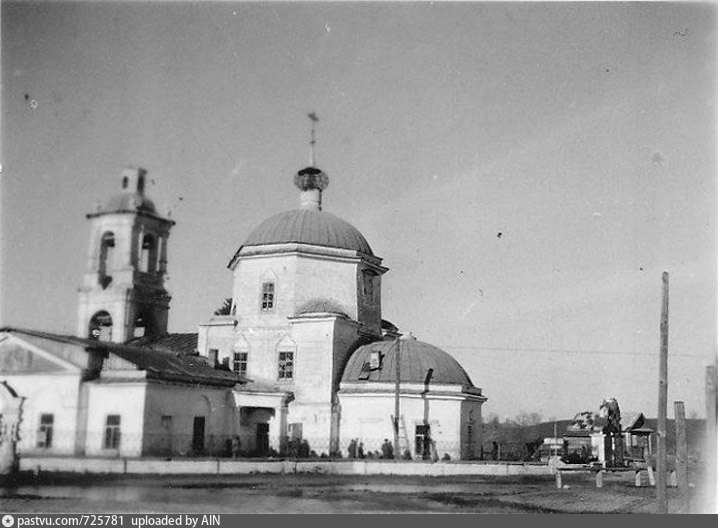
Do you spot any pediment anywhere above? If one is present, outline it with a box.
[0,337,80,374]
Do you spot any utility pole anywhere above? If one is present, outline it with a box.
[705,364,717,513]
[393,337,401,461]
[656,271,669,514]
[674,401,689,513]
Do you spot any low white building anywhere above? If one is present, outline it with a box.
[0,328,244,458]
[1,159,487,460]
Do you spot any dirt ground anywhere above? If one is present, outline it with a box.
[0,471,709,514]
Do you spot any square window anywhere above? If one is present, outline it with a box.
[278,351,294,380]
[261,282,275,311]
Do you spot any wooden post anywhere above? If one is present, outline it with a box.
[596,470,603,488]
[705,364,717,513]
[393,337,401,461]
[674,401,689,513]
[555,470,562,489]
[656,272,669,514]
[647,462,656,486]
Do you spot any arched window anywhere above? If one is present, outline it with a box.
[99,232,115,287]
[89,311,113,341]
[140,234,157,273]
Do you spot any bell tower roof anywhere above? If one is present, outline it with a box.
[88,167,172,224]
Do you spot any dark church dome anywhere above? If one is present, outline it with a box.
[342,338,475,387]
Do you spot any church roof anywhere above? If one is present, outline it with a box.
[126,333,199,355]
[341,338,478,390]
[241,209,374,256]
[101,191,157,215]
[1,328,243,388]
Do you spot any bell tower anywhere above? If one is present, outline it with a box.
[77,167,175,343]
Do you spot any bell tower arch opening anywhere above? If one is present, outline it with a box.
[89,310,113,341]
[140,234,157,273]
[98,231,115,288]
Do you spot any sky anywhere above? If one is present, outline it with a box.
[2,1,716,421]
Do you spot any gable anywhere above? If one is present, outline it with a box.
[0,337,80,374]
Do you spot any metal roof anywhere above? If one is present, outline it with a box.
[1,327,243,387]
[241,209,373,256]
[341,338,476,387]
[100,191,157,215]
[126,333,199,355]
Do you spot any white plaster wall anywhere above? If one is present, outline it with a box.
[232,255,298,325]
[231,327,295,386]
[294,255,358,319]
[338,392,466,460]
[232,252,360,326]
[289,318,336,403]
[197,320,237,366]
[85,383,146,457]
[3,374,81,455]
[285,402,333,454]
[142,382,235,456]
[78,215,136,341]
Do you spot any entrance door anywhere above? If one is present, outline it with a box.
[192,416,205,454]
[256,423,269,456]
[415,425,431,459]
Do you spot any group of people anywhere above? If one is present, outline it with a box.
[347,438,396,459]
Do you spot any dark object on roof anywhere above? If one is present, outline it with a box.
[381,319,399,332]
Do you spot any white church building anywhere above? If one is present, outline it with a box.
[1,159,487,461]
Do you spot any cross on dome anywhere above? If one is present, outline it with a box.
[294,113,329,209]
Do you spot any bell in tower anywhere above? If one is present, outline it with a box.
[77,167,175,343]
